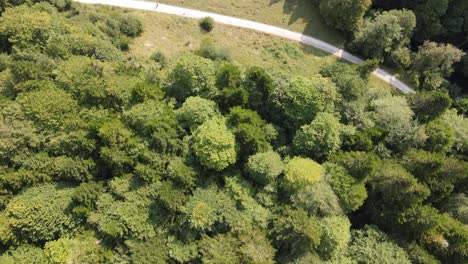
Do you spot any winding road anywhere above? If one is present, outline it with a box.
[74,0,415,94]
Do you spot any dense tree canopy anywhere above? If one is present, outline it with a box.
[0,1,466,263]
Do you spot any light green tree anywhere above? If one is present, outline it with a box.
[182,185,237,231]
[283,157,322,192]
[126,234,169,264]
[16,87,79,130]
[192,117,236,171]
[291,181,344,217]
[443,194,468,224]
[238,230,276,264]
[369,160,430,208]
[198,233,241,264]
[424,119,455,153]
[44,231,113,264]
[372,95,427,151]
[318,216,351,260]
[348,225,411,264]
[0,244,48,264]
[271,207,322,260]
[352,9,416,66]
[411,41,465,90]
[442,109,468,154]
[88,186,157,241]
[324,163,367,212]
[5,184,77,242]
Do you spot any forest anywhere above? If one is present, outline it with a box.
[0,0,466,263]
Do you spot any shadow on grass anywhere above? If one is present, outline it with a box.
[279,0,346,47]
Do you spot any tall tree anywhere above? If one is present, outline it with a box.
[167,54,217,101]
[192,117,237,171]
[411,41,465,90]
[352,9,416,67]
[274,76,337,129]
[293,112,343,160]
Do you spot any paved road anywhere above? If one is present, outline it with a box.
[74,0,415,93]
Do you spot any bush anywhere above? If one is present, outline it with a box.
[117,35,130,51]
[195,38,231,61]
[119,15,143,37]
[200,17,215,32]
[150,50,168,69]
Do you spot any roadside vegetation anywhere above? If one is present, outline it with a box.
[152,0,346,46]
[127,8,392,90]
[154,0,468,110]
[0,1,466,264]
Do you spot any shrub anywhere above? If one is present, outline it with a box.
[119,15,143,37]
[150,50,168,68]
[200,16,215,32]
[195,38,218,60]
[195,38,231,61]
[117,35,130,51]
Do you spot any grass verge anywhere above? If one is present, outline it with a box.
[77,4,395,92]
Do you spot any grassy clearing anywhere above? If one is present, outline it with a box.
[128,9,392,90]
[151,0,346,47]
[148,0,415,88]
[77,4,394,91]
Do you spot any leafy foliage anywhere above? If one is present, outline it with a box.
[293,112,343,160]
[192,117,237,171]
[319,0,372,32]
[283,157,322,192]
[245,151,283,185]
[5,184,77,243]
[0,2,466,263]
[348,225,411,264]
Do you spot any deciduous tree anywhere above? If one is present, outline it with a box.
[167,54,217,101]
[319,0,372,32]
[293,112,343,160]
[192,117,236,171]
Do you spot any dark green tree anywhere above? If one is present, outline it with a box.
[319,0,372,32]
